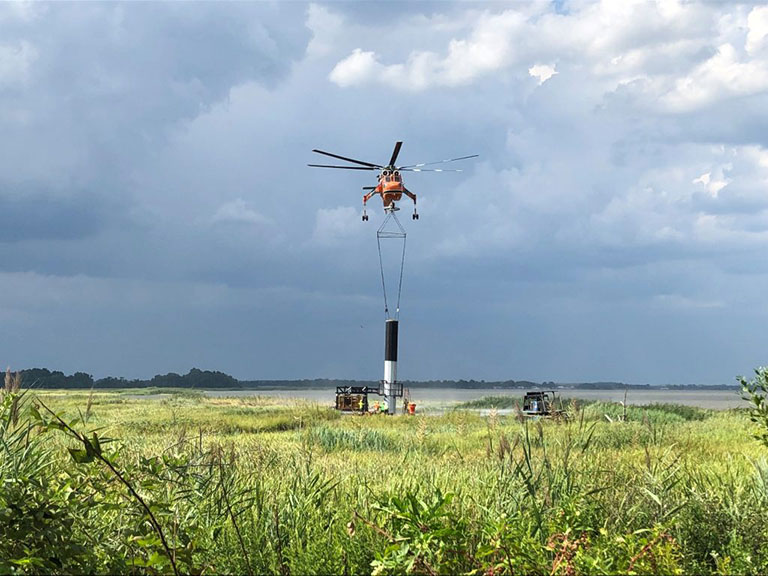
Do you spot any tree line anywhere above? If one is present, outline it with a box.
[16,368,737,390]
[20,368,237,389]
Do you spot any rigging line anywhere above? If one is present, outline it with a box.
[377,211,407,320]
[377,231,389,317]
[377,212,393,317]
[395,232,406,320]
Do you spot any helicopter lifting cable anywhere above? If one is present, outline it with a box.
[377,210,407,320]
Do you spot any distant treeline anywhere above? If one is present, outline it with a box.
[21,368,238,390]
[16,368,738,390]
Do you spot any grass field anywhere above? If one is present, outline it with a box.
[2,388,768,574]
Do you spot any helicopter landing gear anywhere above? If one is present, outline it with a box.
[412,210,419,220]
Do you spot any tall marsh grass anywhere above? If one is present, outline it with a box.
[1,388,766,574]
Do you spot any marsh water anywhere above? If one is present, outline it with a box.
[203,387,746,410]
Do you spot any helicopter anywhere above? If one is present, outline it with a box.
[308,141,478,221]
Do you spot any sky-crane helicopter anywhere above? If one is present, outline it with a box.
[308,141,478,221]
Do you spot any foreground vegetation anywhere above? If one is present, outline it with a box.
[1,381,768,574]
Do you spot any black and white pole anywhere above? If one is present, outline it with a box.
[383,318,398,415]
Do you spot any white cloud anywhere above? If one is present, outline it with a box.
[329,48,382,87]
[439,10,523,85]
[706,179,728,197]
[692,170,729,198]
[661,43,768,111]
[424,138,768,263]
[692,172,711,186]
[305,3,344,59]
[743,144,768,169]
[212,199,272,227]
[528,63,557,85]
[312,206,360,245]
[328,9,525,90]
[747,5,768,55]
[584,144,768,251]
[326,0,768,116]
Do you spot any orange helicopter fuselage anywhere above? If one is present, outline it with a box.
[376,172,405,206]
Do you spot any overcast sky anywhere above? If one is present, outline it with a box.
[2,1,768,384]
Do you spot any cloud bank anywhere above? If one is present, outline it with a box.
[2,1,768,385]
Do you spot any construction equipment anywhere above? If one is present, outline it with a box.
[335,385,378,413]
[522,390,567,418]
[334,383,405,414]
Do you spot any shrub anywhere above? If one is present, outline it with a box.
[0,393,99,573]
[369,489,471,575]
[741,367,768,448]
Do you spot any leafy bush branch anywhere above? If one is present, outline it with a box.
[740,367,768,448]
[34,400,181,575]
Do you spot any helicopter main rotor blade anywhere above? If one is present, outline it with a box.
[388,141,403,167]
[311,149,382,168]
[398,154,478,169]
[308,164,378,170]
[400,168,465,172]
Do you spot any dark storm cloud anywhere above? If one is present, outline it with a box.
[0,190,104,242]
[0,2,310,185]
[3,1,768,385]
[1,3,309,102]
[0,2,310,264]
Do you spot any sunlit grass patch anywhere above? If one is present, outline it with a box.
[3,388,767,575]
[456,395,522,409]
[582,401,714,424]
[305,424,397,452]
